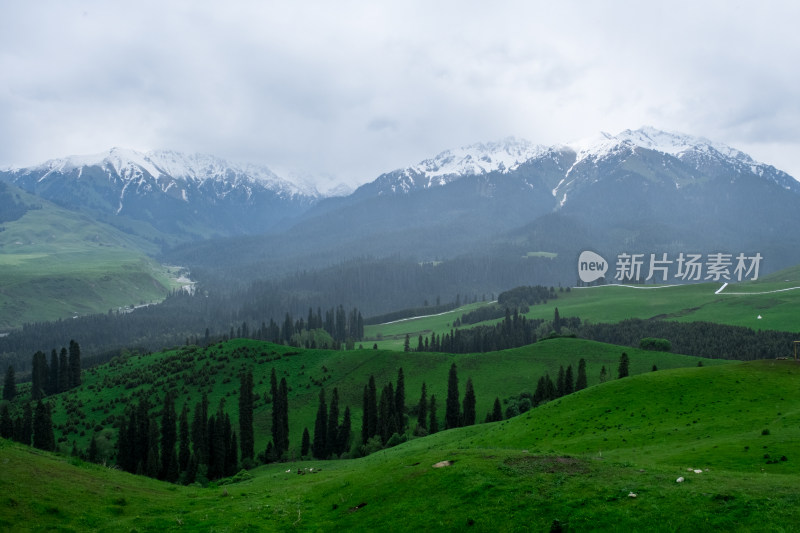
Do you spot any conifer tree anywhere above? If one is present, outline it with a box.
[88,434,99,463]
[31,351,47,400]
[301,427,311,457]
[192,394,209,467]
[416,382,428,430]
[462,378,476,426]
[68,340,81,388]
[32,400,54,451]
[554,307,562,334]
[394,368,406,433]
[404,334,410,352]
[3,365,16,402]
[618,352,630,379]
[338,406,351,456]
[556,365,565,398]
[58,348,69,393]
[145,418,160,478]
[0,403,13,438]
[178,404,191,474]
[312,389,327,459]
[21,402,33,446]
[564,365,574,395]
[239,370,254,461]
[326,388,340,458]
[362,376,378,444]
[278,377,289,455]
[445,363,460,429]
[378,382,395,444]
[599,365,608,383]
[48,349,59,396]
[575,358,588,391]
[491,397,503,422]
[428,394,439,434]
[160,392,178,481]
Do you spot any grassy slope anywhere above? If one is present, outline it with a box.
[44,338,721,458]
[0,187,184,330]
[4,358,800,531]
[366,266,800,351]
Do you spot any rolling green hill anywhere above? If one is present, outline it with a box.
[35,338,723,459]
[0,183,187,331]
[3,356,800,531]
[365,269,800,352]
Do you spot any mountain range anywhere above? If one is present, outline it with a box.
[3,127,800,283]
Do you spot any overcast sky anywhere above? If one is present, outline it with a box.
[2,1,799,189]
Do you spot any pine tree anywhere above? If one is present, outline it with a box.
[178,404,191,474]
[58,348,69,393]
[279,377,289,455]
[21,403,33,446]
[599,365,608,383]
[554,307,562,334]
[270,368,280,453]
[416,382,428,430]
[192,394,209,467]
[491,397,503,422]
[338,406,351,456]
[0,403,13,438]
[32,400,54,451]
[428,394,438,434]
[88,435,99,463]
[68,340,81,388]
[575,358,588,391]
[403,334,410,352]
[47,349,59,396]
[239,370,254,461]
[556,365,565,398]
[301,427,311,457]
[394,368,406,433]
[31,351,47,400]
[462,378,476,426]
[564,365,574,395]
[362,375,377,444]
[445,363,460,429]
[160,392,178,481]
[378,382,395,444]
[326,388,340,458]
[145,418,160,478]
[312,389,327,459]
[3,365,16,401]
[225,419,237,477]
[618,352,630,379]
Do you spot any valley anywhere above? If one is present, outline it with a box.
[3,128,800,531]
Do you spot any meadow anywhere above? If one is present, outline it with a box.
[3,356,800,531]
[0,194,186,330]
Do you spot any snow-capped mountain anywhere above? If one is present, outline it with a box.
[0,148,322,243]
[360,127,799,201]
[353,137,548,197]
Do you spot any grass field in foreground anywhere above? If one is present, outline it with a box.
[4,358,800,531]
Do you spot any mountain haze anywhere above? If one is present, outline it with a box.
[164,127,800,284]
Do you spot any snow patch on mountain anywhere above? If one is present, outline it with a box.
[408,137,547,180]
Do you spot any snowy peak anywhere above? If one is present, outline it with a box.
[23,148,320,199]
[410,137,547,180]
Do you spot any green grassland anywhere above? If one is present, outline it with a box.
[41,338,721,459]
[4,356,800,531]
[0,188,187,330]
[365,267,800,351]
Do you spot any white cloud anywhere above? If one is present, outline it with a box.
[2,1,800,185]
